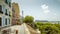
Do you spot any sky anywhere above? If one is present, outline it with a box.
[12,0,60,21]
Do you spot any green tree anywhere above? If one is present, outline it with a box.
[23,16,34,23]
[35,22,60,34]
[54,24,60,30]
[23,16,37,29]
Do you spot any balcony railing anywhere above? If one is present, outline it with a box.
[0,10,3,14]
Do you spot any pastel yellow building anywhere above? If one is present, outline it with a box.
[12,2,20,25]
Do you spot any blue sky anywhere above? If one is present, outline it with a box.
[12,0,60,21]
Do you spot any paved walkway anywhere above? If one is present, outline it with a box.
[1,23,40,34]
[10,23,30,34]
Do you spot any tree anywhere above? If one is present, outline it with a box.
[35,22,60,34]
[23,16,36,29]
[23,16,34,23]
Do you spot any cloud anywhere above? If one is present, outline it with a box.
[41,4,50,14]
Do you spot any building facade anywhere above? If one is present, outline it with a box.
[0,0,11,34]
[12,3,20,25]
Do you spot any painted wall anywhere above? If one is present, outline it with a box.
[0,0,11,27]
[12,3,20,25]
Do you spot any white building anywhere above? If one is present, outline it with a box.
[0,0,11,34]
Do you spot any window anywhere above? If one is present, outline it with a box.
[9,2,11,7]
[0,5,3,14]
[6,9,7,13]
[5,9,8,15]
[0,5,2,11]
[9,12,11,16]
[5,19,7,25]
[0,17,2,26]
[9,19,10,24]
[5,0,8,4]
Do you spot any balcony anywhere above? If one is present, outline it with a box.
[0,10,3,14]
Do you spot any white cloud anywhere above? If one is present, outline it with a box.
[41,4,50,14]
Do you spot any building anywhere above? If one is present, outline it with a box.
[12,2,20,25]
[0,0,12,34]
[12,3,16,25]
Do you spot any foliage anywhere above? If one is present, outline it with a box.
[35,22,60,34]
[23,16,60,34]
[23,16,34,23]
